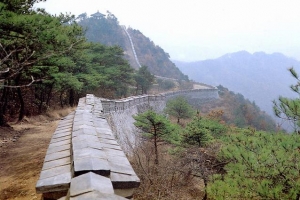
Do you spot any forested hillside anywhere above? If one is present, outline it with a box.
[77,11,188,80]
[0,3,137,126]
[198,85,277,131]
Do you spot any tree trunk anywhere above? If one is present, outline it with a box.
[0,83,10,126]
[17,87,25,121]
[203,178,208,200]
[69,89,75,107]
[46,83,54,107]
[60,92,64,108]
[38,86,45,114]
[0,104,6,126]
[154,131,158,165]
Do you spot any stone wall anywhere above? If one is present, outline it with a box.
[36,88,219,199]
[105,88,219,152]
[36,94,140,200]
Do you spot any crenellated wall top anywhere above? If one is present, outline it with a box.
[100,88,218,113]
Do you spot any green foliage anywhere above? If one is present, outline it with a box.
[0,0,86,123]
[77,11,126,49]
[133,110,174,164]
[183,114,215,147]
[0,2,135,125]
[274,68,300,132]
[157,78,175,90]
[134,110,172,139]
[164,96,194,124]
[134,66,154,94]
[207,130,300,199]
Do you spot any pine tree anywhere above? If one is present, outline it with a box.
[207,130,300,199]
[164,96,194,124]
[133,110,173,165]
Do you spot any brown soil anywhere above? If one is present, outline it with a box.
[0,108,74,200]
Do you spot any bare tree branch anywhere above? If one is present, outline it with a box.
[0,68,9,73]
[1,76,42,88]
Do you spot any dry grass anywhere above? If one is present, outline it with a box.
[130,141,205,200]
[0,107,74,200]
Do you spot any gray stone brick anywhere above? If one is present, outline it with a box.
[73,157,110,177]
[70,172,114,197]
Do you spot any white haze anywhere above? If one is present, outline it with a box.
[37,0,300,61]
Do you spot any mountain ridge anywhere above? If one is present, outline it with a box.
[76,12,188,80]
[175,51,300,130]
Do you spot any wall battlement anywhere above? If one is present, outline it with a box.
[102,88,219,113]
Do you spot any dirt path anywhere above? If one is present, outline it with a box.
[0,119,59,200]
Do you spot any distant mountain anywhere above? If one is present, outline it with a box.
[76,11,187,80]
[174,51,300,129]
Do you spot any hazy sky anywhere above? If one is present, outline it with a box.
[37,0,300,62]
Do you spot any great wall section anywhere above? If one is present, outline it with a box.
[35,25,219,200]
[35,88,219,199]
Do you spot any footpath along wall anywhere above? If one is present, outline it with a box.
[36,88,219,199]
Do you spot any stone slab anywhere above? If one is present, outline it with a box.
[114,188,134,199]
[52,131,72,139]
[49,139,71,147]
[45,150,70,162]
[73,148,107,160]
[57,120,73,126]
[70,172,114,197]
[97,134,116,140]
[46,144,70,155]
[110,172,140,189]
[72,141,103,150]
[92,118,107,123]
[54,127,72,134]
[56,122,73,130]
[57,123,73,129]
[73,157,110,177]
[39,164,71,180]
[95,127,113,134]
[100,138,119,145]
[74,119,94,125]
[74,110,92,114]
[72,124,95,131]
[70,191,126,200]
[73,116,93,122]
[72,128,97,137]
[109,162,136,176]
[72,135,99,143]
[108,156,131,168]
[36,172,71,193]
[100,143,122,151]
[42,157,71,171]
[51,135,70,143]
[104,148,126,158]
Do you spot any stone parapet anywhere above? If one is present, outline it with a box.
[36,94,140,200]
[101,88,218,113]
